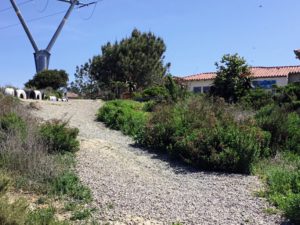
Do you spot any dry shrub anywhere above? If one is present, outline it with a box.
[0,96,61,188]
[0,131,60,185]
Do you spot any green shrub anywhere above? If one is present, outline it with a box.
[138,96,270,173]
[51,172,91,202]
[256,105,300,154]
[142,100,157,112]
[26,207,68,225]
[0,113,26,136]
[97,100,148,137]
[253,152,300,223]
[285,113,300,154]
[274,82,300,111]
[39,120,79,154]
[70,209,91,221]
[240,88,273,110]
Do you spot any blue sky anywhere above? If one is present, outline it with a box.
[1,0,300,87]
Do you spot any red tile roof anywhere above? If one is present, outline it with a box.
[183,65,300,81]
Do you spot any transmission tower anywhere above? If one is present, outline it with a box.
[10,0,96,73]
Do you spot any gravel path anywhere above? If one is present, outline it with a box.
[28,100,282,225]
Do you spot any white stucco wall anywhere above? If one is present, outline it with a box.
[187,76,288,93]
[187,80,214,92]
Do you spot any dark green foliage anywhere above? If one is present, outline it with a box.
[39,120,79,154]
[51,172,91,202]
[137,96,270,173]
[274,82,300,112]
[71,29,170,97]
[240,88,274,110]
[211,54,252,103]
[136,86,169,101]
[142,100,157,112]
[253,152,300,223]
[0,112,26,138]
[25,69,69,90]
[255,105,300,154]
[97,100,148,137]
[26,207,69,225]
[70,209,91,221]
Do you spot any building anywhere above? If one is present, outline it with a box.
[183,65,300,93]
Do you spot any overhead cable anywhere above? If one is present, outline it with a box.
[0,0,34,13]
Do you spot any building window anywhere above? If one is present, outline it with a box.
[252,80,277,89]
[203,86,211,93]
[193,87,202,93]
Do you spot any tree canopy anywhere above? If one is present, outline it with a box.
[71,29,170,97]
[25,70,69,90]
[211,54,252,102]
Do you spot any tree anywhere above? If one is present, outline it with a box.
[25,70,69,90]
[71,29,170,97]
[211,54,252,102]
[69,61,99,98]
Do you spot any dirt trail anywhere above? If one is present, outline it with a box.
[28,99,281,225]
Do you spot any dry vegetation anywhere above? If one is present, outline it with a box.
[0,94,95,224]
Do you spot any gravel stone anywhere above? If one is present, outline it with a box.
[28,100,283,225]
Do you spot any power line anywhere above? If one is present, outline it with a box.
[0,1,102,31]
[79,0,102,20]
[0,10,67,30]
[34,0,50,13]
[0,0,34,13]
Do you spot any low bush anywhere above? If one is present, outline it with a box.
[70,209,92,221]
[136,96,270,173]
[26,207,68,225]
[39,120,79,154]
[52,172,91,202]
[274,82,300,112]
[253,152,300,223]
[256,104,300,154]
[97,100,148,137]
[0,99,60,187]
[0,113,27,142]
[239,88,273,110]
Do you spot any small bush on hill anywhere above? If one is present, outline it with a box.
[26,207,69,225]
[274,82,300,112]
[97,100,148,137]
[253,152,300,223]
[52,172,91,202]
[240,88,273,110]
[39,120,79,154]
[255,104,300,154]
[0,112,27,138]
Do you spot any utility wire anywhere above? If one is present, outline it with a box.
[0,0,102,31]
[0,10,67,30]
[79,0,102,20]
[0,0,34,13]
[34,0,49,13]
